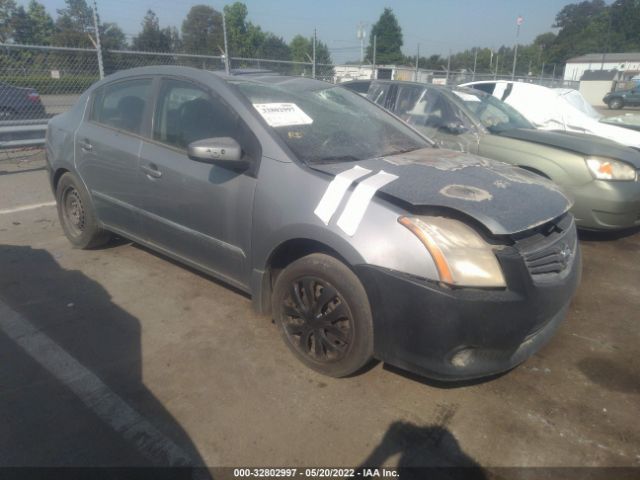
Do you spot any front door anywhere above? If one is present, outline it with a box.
[75,77,153,236]
[137,77,258,287]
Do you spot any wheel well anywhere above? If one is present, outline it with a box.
[267,239,347,286]
[518,166,551,180]
[256,239,348,315]
[52,168,70,190]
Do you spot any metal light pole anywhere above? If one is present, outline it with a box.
[446,49,451,84]
[601,7,613,69]
[511,15,523,80]
[222,10,230,74]
[472,48,478,81]
[415,43,420,82]
[494,54,500,79]
[312,28,316,79]
[371,34,377,79]
[357,22,366,64]
[91,0,104,79]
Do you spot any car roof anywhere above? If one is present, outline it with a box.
[370,79,488,96]
[94,65,332,91]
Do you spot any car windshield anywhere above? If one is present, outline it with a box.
[232,79,430,164]
[451,88,533,134]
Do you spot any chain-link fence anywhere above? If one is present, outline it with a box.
[333,64,578,89]
[0,43,335,124]
[1,41,582,149]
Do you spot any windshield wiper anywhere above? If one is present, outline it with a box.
[312,155,362,164]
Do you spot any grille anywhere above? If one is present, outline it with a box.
[516,214,577,282]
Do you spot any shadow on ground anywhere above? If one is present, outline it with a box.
[0,244,211,476]
[356,421,486,480]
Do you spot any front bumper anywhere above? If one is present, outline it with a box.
[354,218,582,381]
[568,179,640,230]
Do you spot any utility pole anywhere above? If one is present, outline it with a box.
[472,48,478,81]
[222,10,230,74]
[415,43,420,82]
[494,54,500,79]
[357,22,366,64]
[512,15,523,80]
[539,62,545,82]
[371,34,377,79]
[601,7,613,69]
[446,49,451,84]
[312,28,317,79]
[91,0,104,79]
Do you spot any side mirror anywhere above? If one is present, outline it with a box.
[187,137,248,169]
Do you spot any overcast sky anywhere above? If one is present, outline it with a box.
[32,0,595,62]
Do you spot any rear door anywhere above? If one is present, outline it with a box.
[136,77,259,287]
[75,77,153,236]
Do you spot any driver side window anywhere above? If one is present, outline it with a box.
[153,78,237,150]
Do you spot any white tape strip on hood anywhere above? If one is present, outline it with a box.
[337,170,398,236]
[314,165,371,224]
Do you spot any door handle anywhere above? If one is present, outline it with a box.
[140,163,162,179]
[79,140,93,151]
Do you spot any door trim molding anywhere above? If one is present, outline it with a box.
[91,190,246,259]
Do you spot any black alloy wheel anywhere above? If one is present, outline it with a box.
[282,276,353,363]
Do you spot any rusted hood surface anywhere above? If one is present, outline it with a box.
[311,148,572,236]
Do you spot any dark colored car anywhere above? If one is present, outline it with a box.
[0,81,47,120]
[604,86,640,110]
[46,66,580,381]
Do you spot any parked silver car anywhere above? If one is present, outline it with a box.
[45,66,581,381]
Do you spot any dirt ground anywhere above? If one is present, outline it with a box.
[1,153,639,474]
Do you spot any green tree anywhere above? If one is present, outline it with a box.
[548,0,609,62]
[132,10,172,52]
[10,5,30,43]
[223,2,265,57]
[608,0,640,51]
[100,22,126,50]
[181,5,223,55]
[289,34,333,75]
[256,33,290,60]
[52,0,94,47]
[25,0,54,44]
[0,0,17,42]
[367,8,403,64]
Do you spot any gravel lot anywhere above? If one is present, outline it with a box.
[1,153,639,473]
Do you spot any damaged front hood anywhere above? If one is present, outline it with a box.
[311,148,571,236]
[499,128,640,168]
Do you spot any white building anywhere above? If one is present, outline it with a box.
[333,64,433,84]
[564,52,640,81]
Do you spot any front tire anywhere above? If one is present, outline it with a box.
[56,172,111,249]
[609,98,623,109]
[272,253,374,377]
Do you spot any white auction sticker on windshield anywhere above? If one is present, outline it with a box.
[253,103,313,127]
[453,91,481,102]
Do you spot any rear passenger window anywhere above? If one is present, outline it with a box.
[91,79,151,135]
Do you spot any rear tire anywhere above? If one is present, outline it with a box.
[56,172,111,249]
[272,253,374,377]
[609,98,623,110]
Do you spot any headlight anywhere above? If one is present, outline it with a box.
[398,216,506,288]
[585,157,637,181]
